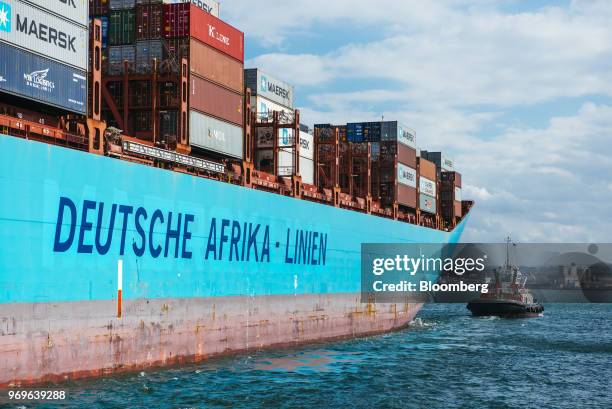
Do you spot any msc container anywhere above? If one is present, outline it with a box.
[109,0,136,10]
[251,95,293,121]
[419,194,436,215]
[189,110,243,158]
[109,9,136,45]
[244,68,294,109]
[190,5,244,62]
[163,0,219,18]
[190,39,243,93]
[90,0,110,16]
[0,42,87,114]
[136,3,164,39]
[135,40,164,72]
[0,0,88,71]
[190,76,243,126]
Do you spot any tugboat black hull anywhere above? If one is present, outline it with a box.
[467,299,544,318]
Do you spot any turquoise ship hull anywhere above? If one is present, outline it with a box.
[0,135,467,385]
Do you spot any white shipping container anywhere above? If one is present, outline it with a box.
[245,68,294,108]
[300,157,314,185]
[442,156,454,172]
[189,110,243,158]
[299,130,314,160]
[419,176,436,197]
[0,0,88,70]
[397,163,417,188]
[29,0,88,28]
[162,0,220,18]
[251,95,293,122]
[454,186,462,202]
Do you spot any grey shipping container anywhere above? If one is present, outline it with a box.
[109,0,136,9]
[0,0,88,70]
[29,0,89,27]
[244,68,294,108]
[419,194,436,215]
[189,110,243,158]
[0,42,87,114]
[108,45,136,74]
[135,40,164,73]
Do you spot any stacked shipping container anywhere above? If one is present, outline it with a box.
[0,0,88,114]
[441,171,462,226]
[418,157,437,216]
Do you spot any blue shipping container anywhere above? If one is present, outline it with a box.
[0,42,87,114]
[101,17,109,49]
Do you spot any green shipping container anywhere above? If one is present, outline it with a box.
[109,10,136,46]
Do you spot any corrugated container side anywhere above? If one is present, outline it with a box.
[135,40,164,72]
[0,42,87,114]
[136,3,164,40]
[396,162,417,208]
[109,9,136,45]
[190,39,243,93]
[300,158,314,185]
[189,5,244,62]
[419,194,436,214]
[90,0,110,17]
[189,110,243,158]
[163,0,220,18]
[251,96,293,121]
[418,157,436,180]
[108,45,136,74]
[162,3,190,38]
[190,76,243,126]
[0,0,88,70]
[30,0,88,27]
[244,68,294,108]
[109,0,136,10]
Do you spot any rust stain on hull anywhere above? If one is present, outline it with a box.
[0,294,422,387]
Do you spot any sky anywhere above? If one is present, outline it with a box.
[221,0,612,243]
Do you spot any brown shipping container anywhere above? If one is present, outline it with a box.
[190,39,244,94]
[442,171,462,187]
[398,185,417,208]
[418,157,436,181]
[454,201,462,217]
[398,144,417,168]
[190,76,244,126]
[163,3,190,39]
[137,4,163,40]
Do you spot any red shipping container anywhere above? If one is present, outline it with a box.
[190,39,244,93]
[163,3,190,39]
[137,4,163,40]
[190,76,244,126]
[189,5,244,62]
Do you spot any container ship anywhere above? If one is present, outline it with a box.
[0,0,472,386]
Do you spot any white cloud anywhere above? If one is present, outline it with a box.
[226,1,612,242]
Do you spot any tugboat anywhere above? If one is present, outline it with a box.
[467,238,544,318]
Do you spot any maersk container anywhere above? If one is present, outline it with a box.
[26,0,88,28]
[381,121,416,149]
[190,39,243,94]
[0,0,88,70]
[109,9,136,45]
[421,151,454,173]
[163,0,219,18]
[251,95,293,121]
[189,110,243,158]
[419,193,436,215]
[0,42,86,114]
[190,76,243,126]
[245,68,294,109]
[109,0,135,10]
[189,4,244,62]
